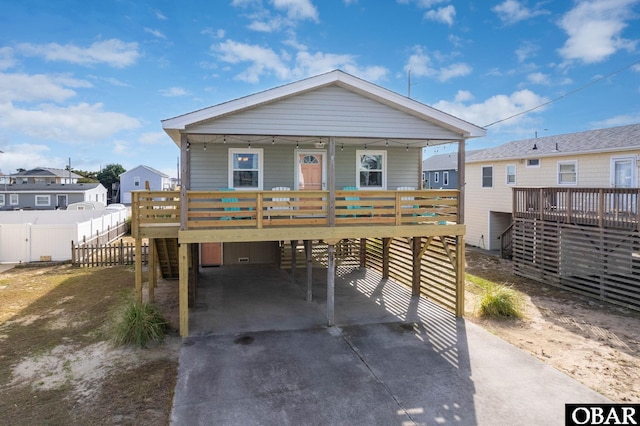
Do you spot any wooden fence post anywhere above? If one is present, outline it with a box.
[71,241,76,266]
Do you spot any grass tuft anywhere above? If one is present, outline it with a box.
[113,296,169,348]
[479,283,524,319]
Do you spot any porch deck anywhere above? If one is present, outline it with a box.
[513,187,640,230]
[132,189,463,242]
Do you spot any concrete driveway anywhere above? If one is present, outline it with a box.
[171,265,608,425]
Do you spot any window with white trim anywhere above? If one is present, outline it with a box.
[558,160,577,185]
[228,148,263,190]
[35,195,50,206]
[482,166,493,188]
[134,176,140,187]
[356,150,386,189]
[10,194,18,205]
[443,171,449,186]
[526,158,540,168]
[506,164,516,185]
[0,194,4,205]
[434,172,440,183]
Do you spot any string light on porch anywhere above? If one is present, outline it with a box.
[203,141,207,151]
[296,141,299,149]
[385,139,389,147]
[223,135,226,144]
[272,136,275,145]
[186,139,191,152]
[341,143,344,151]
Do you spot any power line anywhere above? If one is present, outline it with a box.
[484,57,640,128]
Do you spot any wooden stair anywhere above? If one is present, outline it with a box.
[154,238,179,279]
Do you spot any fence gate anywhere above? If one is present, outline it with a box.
[0,224,29,263]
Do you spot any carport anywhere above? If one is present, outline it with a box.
[172,262,609,425]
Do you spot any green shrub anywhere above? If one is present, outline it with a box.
[113,298,169,348]
[479,283,523,319]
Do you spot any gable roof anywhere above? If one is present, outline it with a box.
[467,123,640,163]
[120,165,170,178]
[162,69,485,146]
[423,149,485,171]
[11,167,83,179]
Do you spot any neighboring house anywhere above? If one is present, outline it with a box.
[465,123,640,310]
[120,165,173,204]
[465,123,640,250]
[0,183,107,210]
[132,69,486,337]
[422,149,483,189]
[10,167,82,184]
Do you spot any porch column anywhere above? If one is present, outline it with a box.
[457,139,466,224]
[135,237,142,302]
[455,236,465,317]
[328,137,336,226]
[180,134,189,230]
[326,242,336,326]
[179,243,189,337]
[412,237,421,296]
[148,238,156,303]
[290,240,298,283]
[359,238,367,267]
[382,237,391,279]
[304,240,313,301]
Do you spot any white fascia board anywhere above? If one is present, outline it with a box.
[161,69,486,144]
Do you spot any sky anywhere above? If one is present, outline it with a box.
[0,0,639,178]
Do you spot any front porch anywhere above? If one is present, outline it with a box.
[131,188,466,337]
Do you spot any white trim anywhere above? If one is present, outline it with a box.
[506,164,516,185]
[228,148,264,190]
[434,171,440,183]
[526,158,540,168]
[610,155,638,188]
[0,194,4,205]
[294,149,327,190]
[35,194,51,206]
[443,171,449,186]
[481,165,494,188]
[56,194,68,207]
[557,160,578,185]
[10,194,18,205]
[162,70,486,144]
[356,150,387,189]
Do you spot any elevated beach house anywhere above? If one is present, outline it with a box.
[132,70,485,336]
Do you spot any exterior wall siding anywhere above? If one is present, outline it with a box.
[189,145,422,191]
[465,149,640,249]
[121,166,168,203]
[187,86,463,140]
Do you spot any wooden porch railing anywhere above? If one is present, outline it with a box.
[513,187,640,230]
[132,189,458,231]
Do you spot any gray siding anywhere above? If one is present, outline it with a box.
[187,86,462,140]
[189,145,422,190]
[121,166,169,203]
[0,192,93,210]
[425,168,459,189]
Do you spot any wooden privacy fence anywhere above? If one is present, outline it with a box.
[72,239,148,267]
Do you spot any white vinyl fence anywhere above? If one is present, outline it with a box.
[0,209,130,264]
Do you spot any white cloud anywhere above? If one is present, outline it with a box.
[215,40,291,82]
[17,39,140,68]
[0,144,58,175]
[0,47,16,71]
[140,132,169,145]
[590,113,640,128]
[0,73,91,103]
[433,89,549,128]
[515,41,539,63]
[404,46,471,81]
[558,0,638,64]
[155,10,167,20]
[272,0,319,21]
[0,102,140,143]
[454,90,474,102]
[493,0,550,25]
[113,140,130,155]
[159,87,189,97]
[295,51,388,81]
[144,28,167,39]
[527,72,550,85]
[424,5,456,25]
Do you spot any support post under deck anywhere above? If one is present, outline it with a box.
[327,243,336,326]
